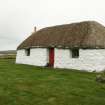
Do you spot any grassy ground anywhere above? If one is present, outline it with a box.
[0,59,105,105]
[0,54,16,59]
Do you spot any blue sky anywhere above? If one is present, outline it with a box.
[0,0,105,51]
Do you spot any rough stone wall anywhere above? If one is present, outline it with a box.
[16,48,48,66]
[16,48,105,72]
[54,48,105,72]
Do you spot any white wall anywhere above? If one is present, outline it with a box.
[16,48,48,66]
[54,48,105,72]
[16,48,105,72]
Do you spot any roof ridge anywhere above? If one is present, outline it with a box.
[36,21,98,32]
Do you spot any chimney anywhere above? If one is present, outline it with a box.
[34,27,37,32]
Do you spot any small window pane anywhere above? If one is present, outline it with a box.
[72,49,79,58]
[25,48,30,56]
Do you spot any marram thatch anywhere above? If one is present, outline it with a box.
[17,21,105,50]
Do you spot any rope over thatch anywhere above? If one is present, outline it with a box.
[17,21,105,50]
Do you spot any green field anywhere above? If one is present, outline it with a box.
[0,59,105,105]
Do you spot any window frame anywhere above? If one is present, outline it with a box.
[71,49,79,58]
[25,48,30,56]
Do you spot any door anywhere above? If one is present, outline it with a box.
[49,48,54,67]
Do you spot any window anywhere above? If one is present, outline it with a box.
[71,49,79,58]
[25,48,30,56]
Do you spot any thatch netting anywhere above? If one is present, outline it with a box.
[17,21,105,50]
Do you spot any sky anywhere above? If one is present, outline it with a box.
[0,0,105,51]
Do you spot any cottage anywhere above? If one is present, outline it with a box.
[16,21,105,72]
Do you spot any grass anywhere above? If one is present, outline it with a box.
[0,59,105,105]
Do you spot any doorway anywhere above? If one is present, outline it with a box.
[49,48,54,67]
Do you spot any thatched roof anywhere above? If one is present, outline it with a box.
[17,21,105,50]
